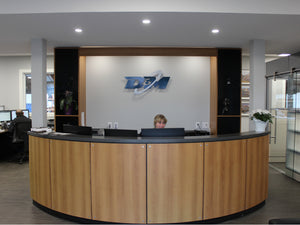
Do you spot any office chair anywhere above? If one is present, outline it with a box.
[12,120,32,164]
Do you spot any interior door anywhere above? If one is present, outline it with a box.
[267,71,300,180]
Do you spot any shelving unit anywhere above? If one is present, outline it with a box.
[213,48,242,134]
[54,48,79,131]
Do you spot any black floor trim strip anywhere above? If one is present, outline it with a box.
[33,200,265,224]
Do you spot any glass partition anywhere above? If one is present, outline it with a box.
[268,70,300,181]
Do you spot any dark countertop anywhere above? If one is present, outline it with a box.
[28,131,269,144]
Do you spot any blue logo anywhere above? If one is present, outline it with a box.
[125,71,170,95]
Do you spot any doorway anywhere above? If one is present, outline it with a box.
[267,69,300,181]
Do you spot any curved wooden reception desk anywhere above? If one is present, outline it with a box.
[28,132,269,224]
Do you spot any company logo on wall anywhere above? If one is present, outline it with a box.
[125,70,170,95]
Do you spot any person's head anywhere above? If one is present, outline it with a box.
[16,109,23,117]
[154,114,167,128]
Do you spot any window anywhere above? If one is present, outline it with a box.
[25,73,55,119]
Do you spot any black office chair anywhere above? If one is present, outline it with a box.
[12,120,32,164]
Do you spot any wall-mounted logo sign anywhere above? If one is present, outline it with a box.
[125,70,170,95]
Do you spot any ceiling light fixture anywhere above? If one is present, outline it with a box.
[278,53,290,57]
[142,19,151,24]
[211,29,220,34]
[75,28,83,33]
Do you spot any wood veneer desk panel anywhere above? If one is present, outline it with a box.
[50,139,91,219]
[147,143,204,223]
[28,132,269,224]
[29,136,51,208]
[91,143,146,223]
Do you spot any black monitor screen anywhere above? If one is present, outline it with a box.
[62,124,92,135]
[141,128,185,137]
[104,129,138,137]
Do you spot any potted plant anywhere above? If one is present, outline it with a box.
[250,109,273,132]
[59,90,78,115]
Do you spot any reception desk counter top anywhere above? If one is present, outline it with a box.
[29,131,269,224]
[29,130,268,143]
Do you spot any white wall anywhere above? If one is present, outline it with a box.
[86,56,210,130]
[0,56,54,110]
[0,55,263,131]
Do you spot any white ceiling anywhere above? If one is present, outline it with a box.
[1,0,300,56]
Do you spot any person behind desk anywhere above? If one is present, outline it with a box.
[154,114,167,128]
[8,109,32,163]
[8,110,31,133]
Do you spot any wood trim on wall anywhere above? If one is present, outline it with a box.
[79,56,86,126]
[210,56,218,135]
[79,47,218,56]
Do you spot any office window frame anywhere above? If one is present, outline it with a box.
[19,69,54,119]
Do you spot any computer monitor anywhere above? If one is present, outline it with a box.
[0,110,11,122]
[11,110,17,120]
[22,109,29,118]
[62,124,93,135]
[104,129,138,137]
[11,109,29,120]
[140,128,185,137]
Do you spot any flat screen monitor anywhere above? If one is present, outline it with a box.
[141,128,185,137]
[62,124,92,135]
[0,111,11,122]
[22,110,29,118]
[11,110,29,120]
[11,110,17,120]
[104,129,138,137]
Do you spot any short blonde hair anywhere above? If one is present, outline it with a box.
[154,114,167,127]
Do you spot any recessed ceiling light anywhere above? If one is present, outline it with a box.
[75,28,83,33]
[278,53,291,57]
[211,29,220,34]
[142,19,151,24]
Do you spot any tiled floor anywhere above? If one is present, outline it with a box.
[225,165,300,224]
[0,162,300,224]
[0,162,71,224]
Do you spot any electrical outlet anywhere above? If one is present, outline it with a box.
[195,122,201,129]
[108,122,112,129]
[114,122,118,129]
[202,122,209,129]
